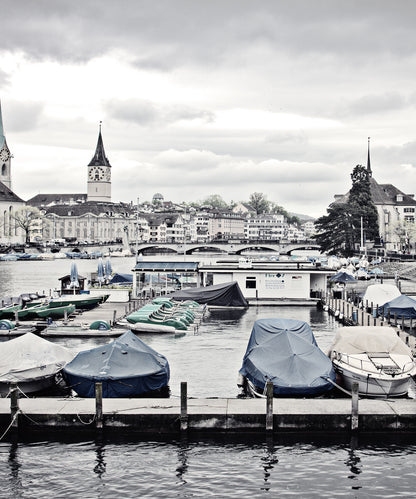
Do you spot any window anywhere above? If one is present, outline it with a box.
[246,276,256,289]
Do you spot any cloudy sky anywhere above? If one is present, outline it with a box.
[1,0,416,217]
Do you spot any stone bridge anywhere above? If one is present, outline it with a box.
[133,241,321,256]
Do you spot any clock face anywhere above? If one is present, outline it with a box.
[0,147,9,162]
[89,166,105,181]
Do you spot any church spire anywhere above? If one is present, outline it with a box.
[0,99,6,149]
[88,121,111,167]
[366,136,372,177]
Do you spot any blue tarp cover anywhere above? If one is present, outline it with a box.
[63,331,169,397]
[239,318,335,396]
[379,294,416,319]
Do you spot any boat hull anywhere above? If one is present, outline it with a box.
[333,361,412,397]
[0,375,56,396]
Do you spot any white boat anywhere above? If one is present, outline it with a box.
[328,326,416,397]
[0,332,75,395]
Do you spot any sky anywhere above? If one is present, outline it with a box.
[1,0,416,218]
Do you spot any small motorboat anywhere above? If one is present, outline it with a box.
[63,330,170,397]
[328,326,416,397]
[48,294,109,310]
[0,303,22,320]
[238,318,336,397]
[0,332,75,395]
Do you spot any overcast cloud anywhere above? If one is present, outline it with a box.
[1,0,416,217]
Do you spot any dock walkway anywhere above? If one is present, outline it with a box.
[2,396,416,435]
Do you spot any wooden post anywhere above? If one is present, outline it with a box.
[95,382,103,429]
[180,382,188,432]
[112,310,117,326]
[10,383,19,429]
[361,310,365,326]
[64,310,68,323]
[266,380,273,432]
[351,382,359,432]
[14,310,19,325]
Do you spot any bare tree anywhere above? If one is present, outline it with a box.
[12,206,43,244]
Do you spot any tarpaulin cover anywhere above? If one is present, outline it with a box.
[171,281,248,307]
[329,326,413,356]
[109,273,133,284]
[0,332,75,383]
[239,318,335,396]
[63,330,170,397]
[329,272,357,283]
[378,294,416,319]
[362,284,401,307]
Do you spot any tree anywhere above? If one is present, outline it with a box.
[199,194,229,210]
[313,203,356,256]
[314,164,379,256]
[249,192,269,215]
[348,165,379,244]
[12,206,43,244]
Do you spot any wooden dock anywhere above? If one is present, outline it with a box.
[321,294,416,353]
[2,395,416,436]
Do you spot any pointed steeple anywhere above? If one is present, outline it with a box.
[88,122,111,167]
[0,99,6,149]
[366,136,372,177]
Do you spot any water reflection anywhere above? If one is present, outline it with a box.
[94,436,106,478]
[175,436,189,485]
[261,436,278,491]
[7,440,23,498]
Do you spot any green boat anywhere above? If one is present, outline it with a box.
[0,304,22,320]
[17,304,50,320]
[35,303,76,320]
[48,294,109,310]
[17,303,76,320]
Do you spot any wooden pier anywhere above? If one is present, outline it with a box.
[321,294,416,353]
[2,390,416,436]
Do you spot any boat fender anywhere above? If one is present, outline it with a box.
[0,319,15,330]
[90,320,111,331]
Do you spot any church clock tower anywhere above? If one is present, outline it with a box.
[87,122,112,202]
[0,100,12,190]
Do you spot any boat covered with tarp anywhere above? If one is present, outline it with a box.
[0,332,75,394]
[108,273,133,285]
[63,330,170,397]
[239,318,335,397]
[361,284,401,308]
[171,281,248,308]
[328,326,416,397]
[378,294,416,320]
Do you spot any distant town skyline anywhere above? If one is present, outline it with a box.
[1,1,416,218]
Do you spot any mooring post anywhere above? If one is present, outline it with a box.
[64,310,68,323]
[266,380,273,432]
[180,382,188,432]
[95,382,103,430]
[10,383,19,429]
[351,382,359,432]
[112,310,117,326]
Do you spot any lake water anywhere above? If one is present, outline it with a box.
[1,256,416,498]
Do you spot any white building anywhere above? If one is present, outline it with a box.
[0,101,26,245]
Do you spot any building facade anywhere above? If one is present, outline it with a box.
[0,101,26,245]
